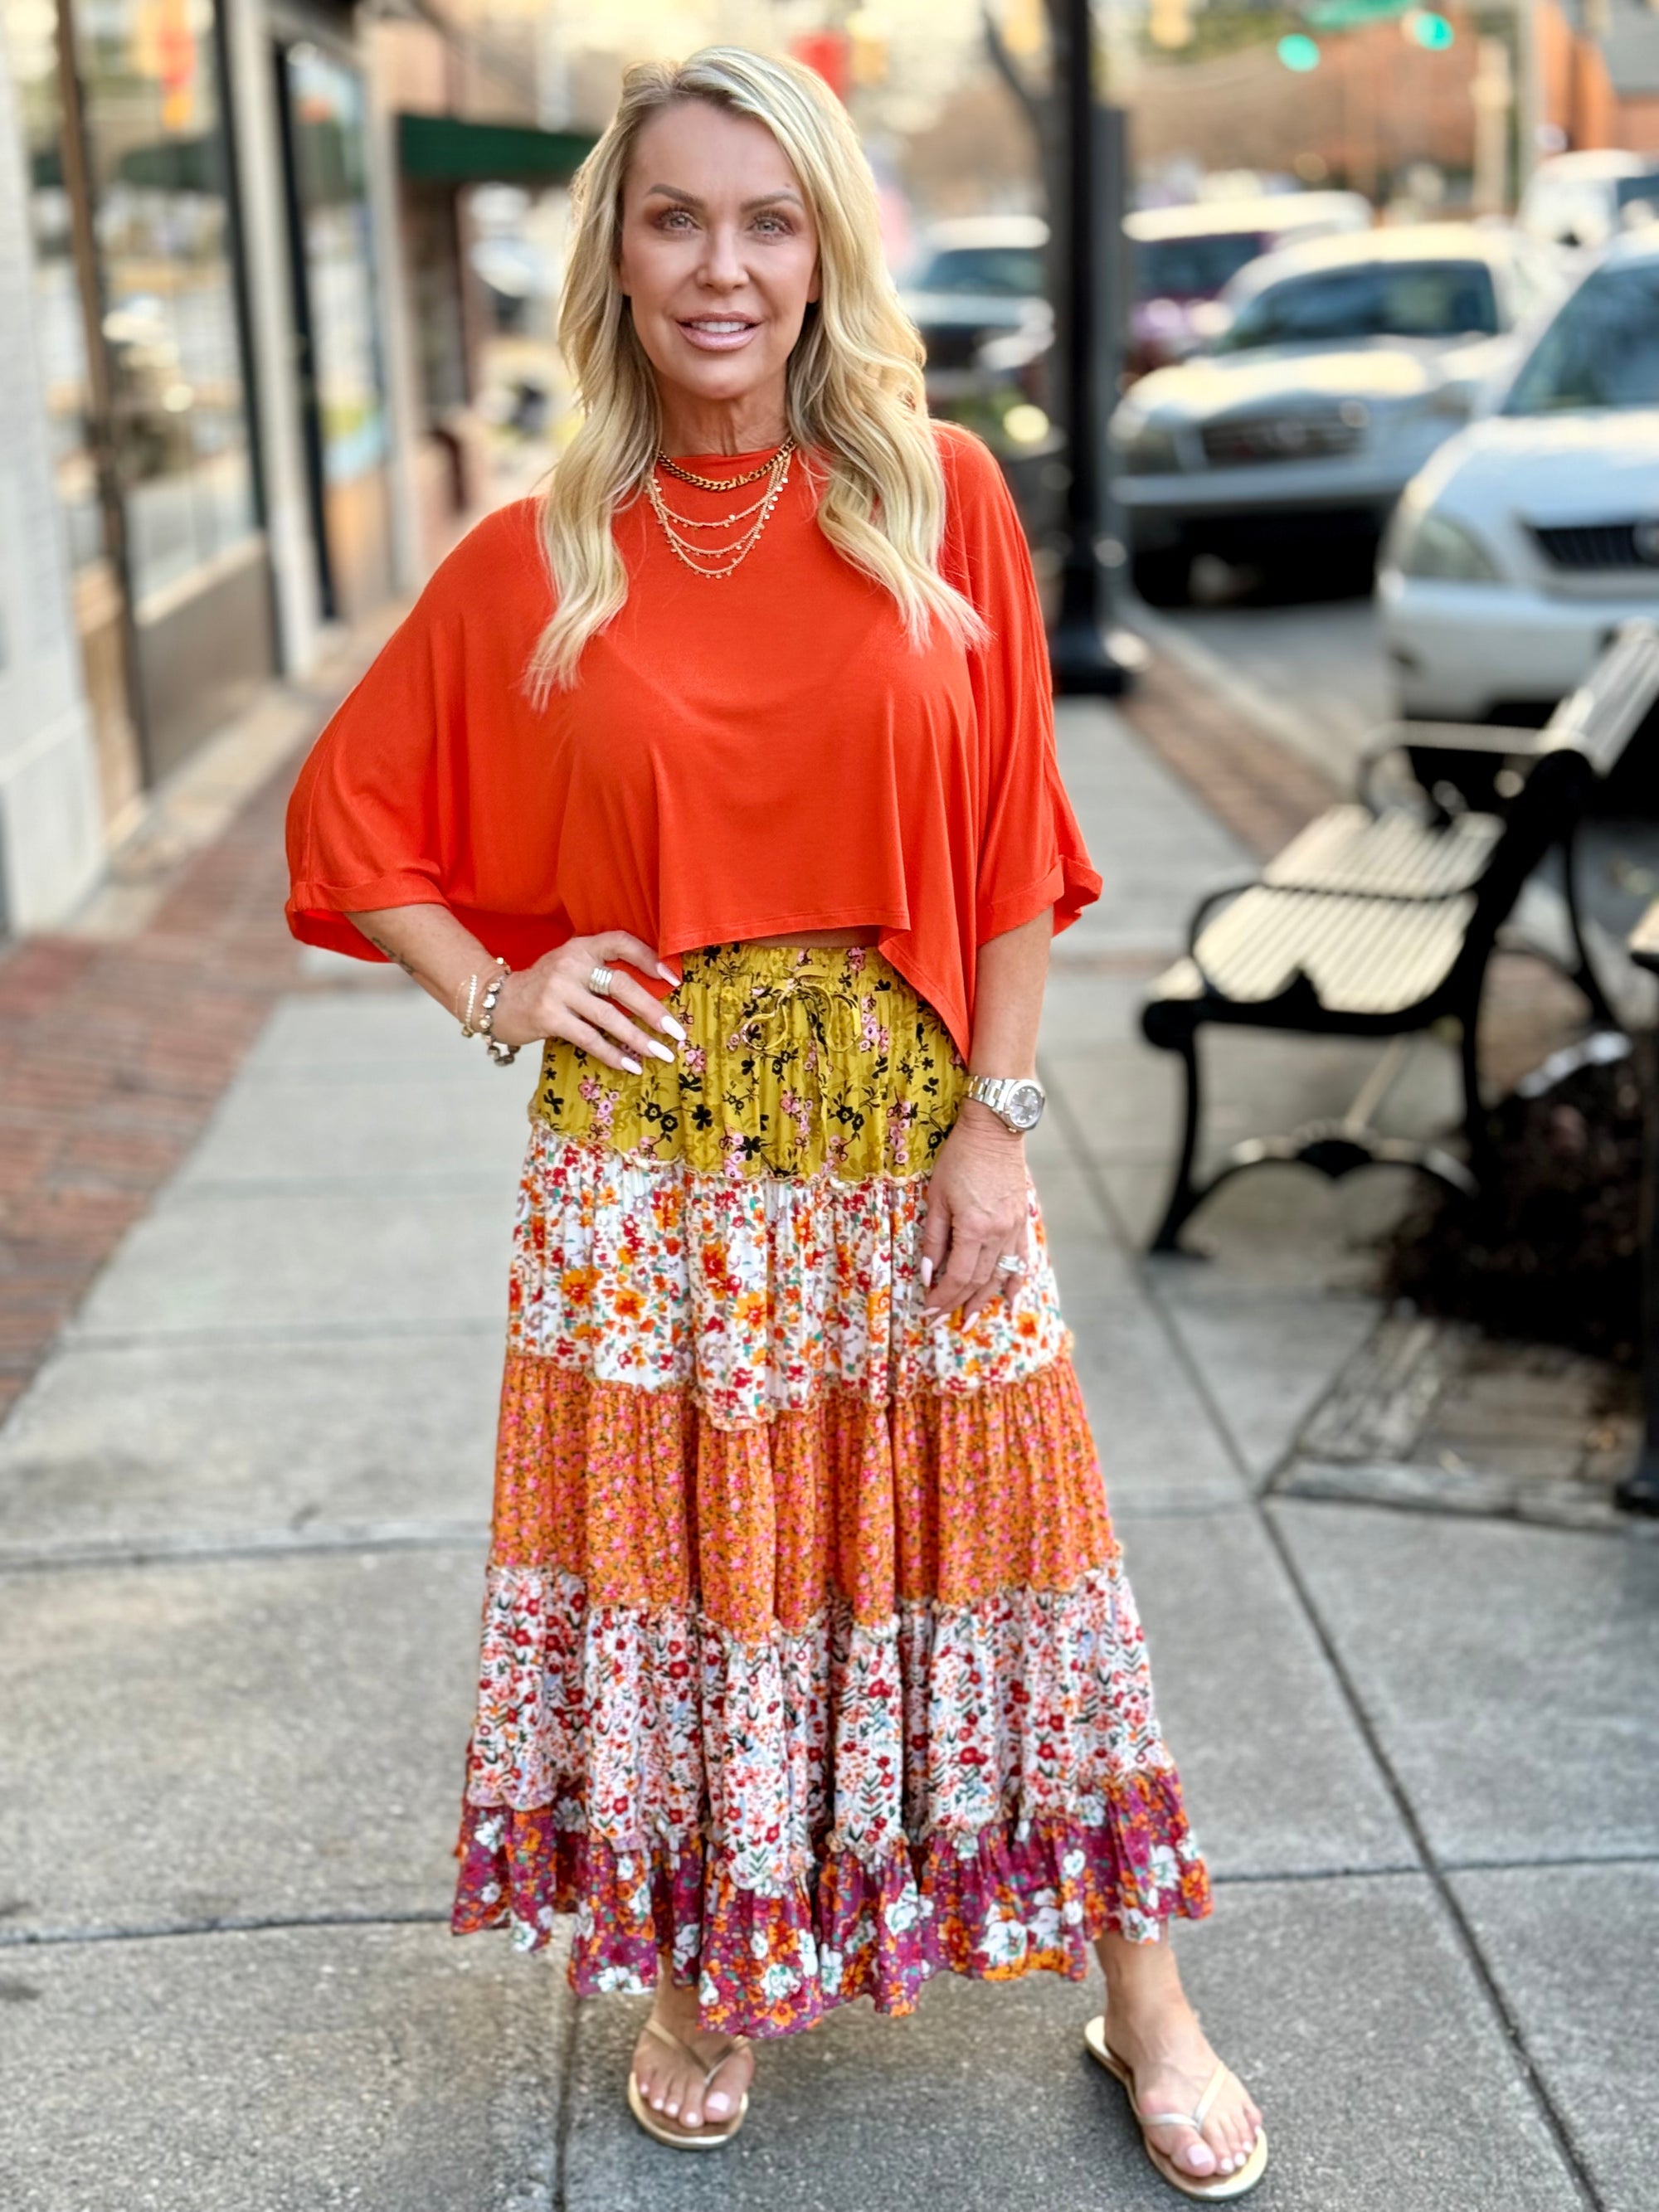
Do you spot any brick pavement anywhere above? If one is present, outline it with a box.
[0,774,304,1417]
[1117,643,1344,858]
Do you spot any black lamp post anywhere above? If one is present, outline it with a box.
[1048,0,1136,695]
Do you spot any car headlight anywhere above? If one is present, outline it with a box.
[1384,505,1504,582]
[1114,418,1184,474]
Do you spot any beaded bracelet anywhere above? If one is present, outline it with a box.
[455,971,481,1036]
[476,960,518,1066]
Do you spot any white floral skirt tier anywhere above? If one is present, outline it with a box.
[450,942,1211,2036]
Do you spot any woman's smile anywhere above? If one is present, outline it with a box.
[676,314,761,351]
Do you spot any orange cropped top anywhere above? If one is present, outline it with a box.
[284,420,1101,1057]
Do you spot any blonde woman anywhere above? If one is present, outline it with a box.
[285,47,1266,2199]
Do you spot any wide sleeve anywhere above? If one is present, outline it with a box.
[938,423,1103,945]
[284,537,470,961]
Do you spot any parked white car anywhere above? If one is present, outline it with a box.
[1111,225,1564,604]
[1378,231,1659,721]
[1518,148,1659,252]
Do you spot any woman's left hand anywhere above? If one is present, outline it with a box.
[919,1104,1031,1322]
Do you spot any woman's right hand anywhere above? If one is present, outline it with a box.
[491,931,684,1070]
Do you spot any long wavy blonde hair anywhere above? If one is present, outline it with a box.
[526,46,985,700]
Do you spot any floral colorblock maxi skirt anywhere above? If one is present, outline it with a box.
[450,941,1211,2038]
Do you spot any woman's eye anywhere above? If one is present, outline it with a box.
[655,208,695,231]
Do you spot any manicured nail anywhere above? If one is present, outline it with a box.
[648,1041,674,1062]
[920,1257,934,1287]
[706,2092,730,2116]
[661,1014,687,1041]
[621,1057,642,1074]
[658,961,681,984]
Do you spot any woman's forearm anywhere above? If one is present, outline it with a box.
[345,903,494,1028]
[964,906,1051,1093]
[951,906,1050,1145]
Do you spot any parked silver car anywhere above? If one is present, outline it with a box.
[1110,224,1566,604]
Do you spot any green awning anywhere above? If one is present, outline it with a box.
[397,114,595,185]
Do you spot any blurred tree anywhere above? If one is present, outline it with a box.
[896,72,1044,215]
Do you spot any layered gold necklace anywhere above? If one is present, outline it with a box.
[646,435,795,581]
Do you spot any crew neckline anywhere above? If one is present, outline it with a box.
[659,444,789,469]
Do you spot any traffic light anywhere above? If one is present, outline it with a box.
[1277,32,1321,67]
[1403,8,1454,46]
[789,31,850,100]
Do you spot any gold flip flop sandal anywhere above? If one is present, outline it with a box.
[1084,2013,1268,2201]
[625,2014,752,2151]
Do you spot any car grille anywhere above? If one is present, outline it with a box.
[1199,408,1367,467]
[1530,520,1659,571]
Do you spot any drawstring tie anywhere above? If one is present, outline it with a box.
[721,968,864,1057]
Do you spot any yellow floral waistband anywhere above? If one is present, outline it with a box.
[531,942,967,1179]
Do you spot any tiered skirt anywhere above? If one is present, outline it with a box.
[450,941,1211,2038]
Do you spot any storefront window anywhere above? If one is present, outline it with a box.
[285,42,387,488]
[3,0,105,575]
[71,0,257,609]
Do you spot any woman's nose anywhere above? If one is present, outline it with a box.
[698,226,747,290]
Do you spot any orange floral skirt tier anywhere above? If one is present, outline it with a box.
[450,941,1211,2037]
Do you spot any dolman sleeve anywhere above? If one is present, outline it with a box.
[939,424,1103,945]
[284,532,470,961]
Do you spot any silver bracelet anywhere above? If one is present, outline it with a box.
[476,960,518,1066]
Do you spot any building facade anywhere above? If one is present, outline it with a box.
[0,0,587,932]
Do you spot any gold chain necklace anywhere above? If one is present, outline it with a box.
[650,481,776,532]
[655,435,795,491]
[646,443,793,580]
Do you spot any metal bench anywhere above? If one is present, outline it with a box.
[1139,620,1659,1255]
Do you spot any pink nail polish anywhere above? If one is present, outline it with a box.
[622,1057,642,1074]
[658,961,681,985]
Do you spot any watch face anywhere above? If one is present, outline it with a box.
[1005,1081,1044,1130]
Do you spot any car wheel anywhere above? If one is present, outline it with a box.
[1131,547,1191,608]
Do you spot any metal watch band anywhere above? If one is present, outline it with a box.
[965,1074,1046,1130]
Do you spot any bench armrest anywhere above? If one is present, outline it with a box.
[1357,722,1553,813]
[1185,881,1254,956]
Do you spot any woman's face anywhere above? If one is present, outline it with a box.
[616,101,820,431]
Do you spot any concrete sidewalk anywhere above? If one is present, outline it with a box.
[2,700,1655,2212]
